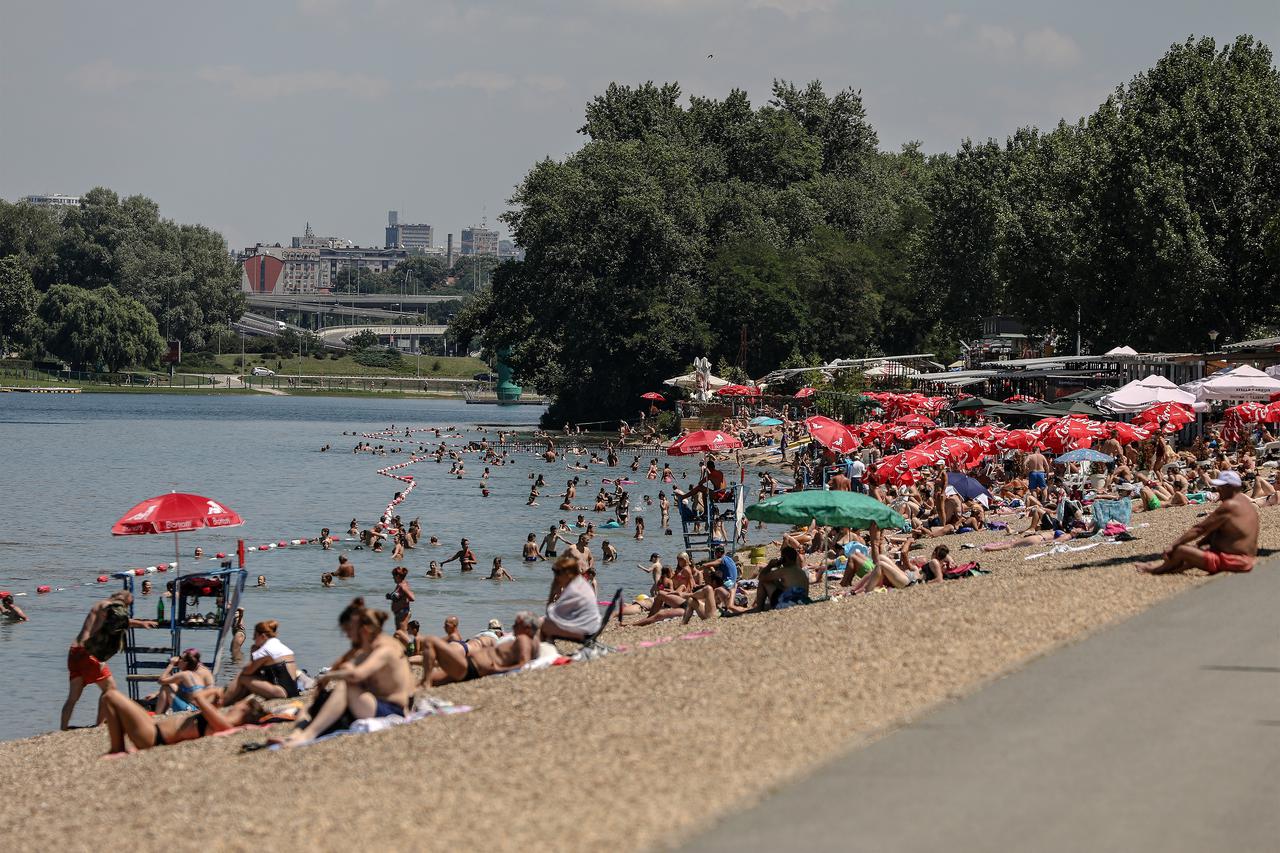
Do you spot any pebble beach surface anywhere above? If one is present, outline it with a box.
[4,502,1276,853]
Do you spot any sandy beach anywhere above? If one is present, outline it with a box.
[3,502,1276,853]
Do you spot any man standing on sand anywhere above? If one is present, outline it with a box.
[828,466,852,491]
[1138,471,1259,575]
[62,591,156,729]
[1024,449,1051,501]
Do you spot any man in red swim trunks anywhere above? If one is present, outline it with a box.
[61,591,157,729]
[1138,471,1259,575]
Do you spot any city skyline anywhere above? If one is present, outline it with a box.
[3,1,1277,253]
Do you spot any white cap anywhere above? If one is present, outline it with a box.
[1209,470,1242,488]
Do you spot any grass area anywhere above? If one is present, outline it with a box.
[196,352,488,378]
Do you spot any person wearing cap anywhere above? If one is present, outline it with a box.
[1138,470,1259,575]
[1,592,28,622]
[62,591,157,730]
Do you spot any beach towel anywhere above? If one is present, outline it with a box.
[1090,499,1132,533]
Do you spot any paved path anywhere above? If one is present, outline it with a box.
[683,561,1279,853]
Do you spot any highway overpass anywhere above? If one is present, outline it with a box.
[317,324,448,348]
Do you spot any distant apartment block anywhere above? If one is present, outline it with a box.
[498,239,524,260]
[240,243,409,294]
[461,225,499,256]
[21,193,81,208]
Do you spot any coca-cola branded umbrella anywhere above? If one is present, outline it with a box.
[794,387,816,399]
[1135,402,1195,430]
[804,416,859,452]
[640,392,666,402]
[667,430,743,456]
[1037,417,1108,454]
[1106,422,1153,445]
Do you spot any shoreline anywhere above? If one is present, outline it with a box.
[4,502,1275,852]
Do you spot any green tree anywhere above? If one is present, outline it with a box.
[37,284,163,371]
[0,256,39,354]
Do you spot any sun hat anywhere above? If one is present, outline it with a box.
[487,618,502,630]
[1208,471,1242,488]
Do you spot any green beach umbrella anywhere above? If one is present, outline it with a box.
[746,490,906,531]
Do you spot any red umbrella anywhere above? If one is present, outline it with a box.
[640,392,665,402]
[1266,401,1280,422]
[997,429,1042,451]
[1038,417,1107,454]
[1136,402,1194,429]
[1107,422,1153,445]
[112,493,244,535]
[794,387,816,399]
[1224,402,1270,423]
[894,414,936,428]
[112,492,245,586]
[804,416,859,452]
[667,430,743,456]
[715,384,760,398]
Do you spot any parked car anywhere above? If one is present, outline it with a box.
[473,372,496,382]
[252,366,275,376]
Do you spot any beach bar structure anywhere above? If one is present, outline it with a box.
[904,353,1210,400]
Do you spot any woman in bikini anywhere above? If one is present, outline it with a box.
[102,687,262,754]
[156,648,214,714]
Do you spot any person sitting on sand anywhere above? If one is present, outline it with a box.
[541,556,602,643]
[755,544,812,610]
[155,648,215,714]
[1138,471,1259,575]
[223,620,301,703]
[273,600,415,747]
[1,591,28,622]
[102,687,262,755]
[1252,468,1278,506]
[418,611,539,685]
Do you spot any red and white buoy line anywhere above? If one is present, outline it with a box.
[375,456,425,524]
[1,535,337,601]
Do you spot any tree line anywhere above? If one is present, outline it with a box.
[0,188,245,371]
[452,35,1280,424]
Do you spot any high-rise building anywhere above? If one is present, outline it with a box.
[461,224,499,256]
[385,210,433,251]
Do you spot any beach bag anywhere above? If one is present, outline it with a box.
[943,561,986,580]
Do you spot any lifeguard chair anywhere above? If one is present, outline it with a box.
[677,483,745,560]
[115,564,248,701]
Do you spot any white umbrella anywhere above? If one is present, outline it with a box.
[1099,374,1197,413]
[1193,365,1280,402]
[663,372,729,391]
[1104,345,1139,356]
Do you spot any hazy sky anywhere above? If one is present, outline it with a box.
[2,1,1276,252]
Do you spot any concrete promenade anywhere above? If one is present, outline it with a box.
[683,559,1279,853]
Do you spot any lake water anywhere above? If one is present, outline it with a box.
[0,393,715,742]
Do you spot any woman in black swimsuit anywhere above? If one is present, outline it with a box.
[101,688,261,754]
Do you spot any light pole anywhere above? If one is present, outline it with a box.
[1208,329,1220,350]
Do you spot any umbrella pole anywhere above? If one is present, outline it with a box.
[171,532,180,655]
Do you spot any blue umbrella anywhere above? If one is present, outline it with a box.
[946,472,990,501]
[750,416,783,426]
[1054,448,1114,464]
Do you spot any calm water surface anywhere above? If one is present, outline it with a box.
[0,394,714,742]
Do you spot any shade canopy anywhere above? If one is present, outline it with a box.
[666,430,743,456]
[112,493,244,536]
[804,415,859,452]
[1192,365,1280,402]
[1099,374,1196,413]
[745,490,906,531]
[663,372,729,391]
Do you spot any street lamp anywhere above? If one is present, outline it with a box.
[1208,329,1220,349]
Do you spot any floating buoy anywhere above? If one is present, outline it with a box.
[36,585,51,594]
[277,541,288,547]
[215,552,226,559]
[97,576,108,583]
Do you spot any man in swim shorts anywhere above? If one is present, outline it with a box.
[419,611,538,684]
[63,591,157,729]
[1024,450,1050,501]
[1138,471,1259,575]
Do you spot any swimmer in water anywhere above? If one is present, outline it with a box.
[321,572,335,588]
[1,592,28,622]
[523,534,544,562]
[256,575,267,588]
[487,557,514,581]
[601,540,618,562]
[426,560,443,579]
